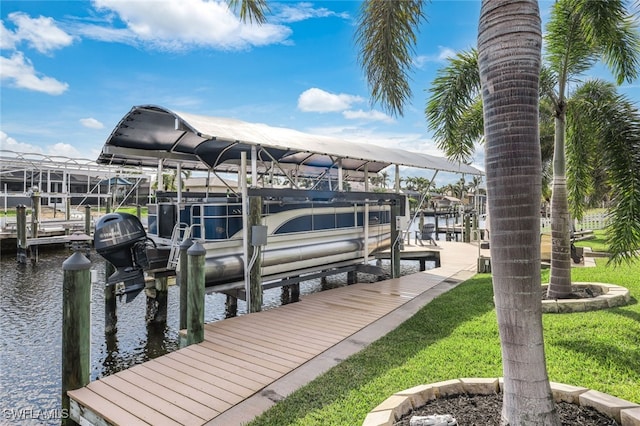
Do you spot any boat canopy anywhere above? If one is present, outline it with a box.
[97,105,482,180]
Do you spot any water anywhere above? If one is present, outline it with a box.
[0,247,429,425]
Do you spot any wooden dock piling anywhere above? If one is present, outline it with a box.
[65,198,71,224]
[187,240,206,345]
[104,262,117,337]
[291,282,300,302]
[30,193,40,262]
[391,202,401,278]
[464,213,471,243]
[247,196,263,313]
[178,238,193,330]
[84,205,91,236]
[152,276,168,324]
[16,205,27,264]
[61,251,91,426]
[225,294,238,318]
[281,285,291,305]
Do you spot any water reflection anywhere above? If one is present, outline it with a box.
[0,247,428,425]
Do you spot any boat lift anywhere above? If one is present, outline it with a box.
[95,105,483,309]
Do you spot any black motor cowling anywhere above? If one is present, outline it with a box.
[94,212,150,301]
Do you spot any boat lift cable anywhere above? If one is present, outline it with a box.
[404,170,439,239]
[114,178,144,211]
[310,158,340,191]
[405,190,431,237]
[257,147,299,189]
[211,142,241,196]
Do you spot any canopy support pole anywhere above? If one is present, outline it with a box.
[241,152,250,311]
[363,163,369,264]
[251,145,257,188]
[177,163,182,204]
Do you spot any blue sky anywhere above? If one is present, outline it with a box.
[1,1,639,184]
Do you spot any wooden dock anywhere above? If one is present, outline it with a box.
[68,241,483,425]
[374,245,441,270]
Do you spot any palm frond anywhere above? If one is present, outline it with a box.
[544,0,597,86]
[228,0,270,24]
[356,0,427,117]
[539,97,555,165]
[575,0,640,84]
[571,80,640,263]
[539,65,558,104]
[425,49,481,163]
[566,89,599,220]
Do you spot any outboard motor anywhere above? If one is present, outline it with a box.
[94,213,152,301]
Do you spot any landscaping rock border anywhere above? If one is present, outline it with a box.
[542,282,631,313]
[363,378,640,426]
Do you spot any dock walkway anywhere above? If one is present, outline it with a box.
[68,241,484,425]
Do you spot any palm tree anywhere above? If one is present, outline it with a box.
[356,0,552,422]
[543,0,640,297]
[477,2,560,422]
[427,1,640,298]
[467,175,483,195]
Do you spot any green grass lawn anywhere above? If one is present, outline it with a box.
[249,259,640,426]
[112,206,148,217]
[574,229,609,253]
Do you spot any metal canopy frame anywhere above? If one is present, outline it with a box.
[97,105,483,180]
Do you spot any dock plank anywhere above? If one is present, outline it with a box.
[203,330,311,364]
[85,380,182,426]
[211,322,329,354]
[197,340,292,375]
[99,375,206,425]
[282,300,380,324]
[208,327,318,360]
[68,387,150,426]
[225,315,342,345]
[180,345,278,382]
[165,350,268,391]
[153,355,256,399]
[224,318,344,348]
[200,335,301,370]
[130,364,230,413]
[141,359,242,405]
[117,369,219,420]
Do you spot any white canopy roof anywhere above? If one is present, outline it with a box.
[97,105,482,180]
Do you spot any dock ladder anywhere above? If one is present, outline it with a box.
[167,222,192,270]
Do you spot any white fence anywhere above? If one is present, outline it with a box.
[540,212,608,233]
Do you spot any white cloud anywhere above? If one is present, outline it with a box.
[0,20,18,50]
[0,132,89,159]
[80,118,105,129]
[342,109,394,123]
[414,46,456,69]
[87,0,292,50]
[298,88,364,112]
[47,142,83,158]
[0,131,43,154]
[7,12,74,54]
[0,52,69,95]
[274,2,350,23]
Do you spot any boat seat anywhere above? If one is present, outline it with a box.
[415,223,437,246]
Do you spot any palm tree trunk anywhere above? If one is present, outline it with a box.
[548,114,573,298]
[478,0,559,424]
